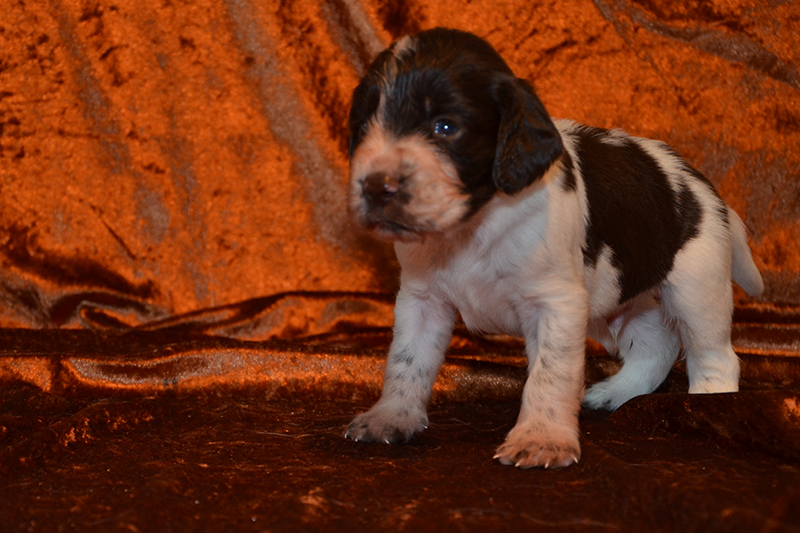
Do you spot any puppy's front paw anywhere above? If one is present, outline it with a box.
[344,402,428,444]
[494,426,580,469]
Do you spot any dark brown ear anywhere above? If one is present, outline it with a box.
[491,77,563,194]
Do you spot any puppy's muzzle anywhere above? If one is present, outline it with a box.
[362,172,401,209]
[356,172,420,241]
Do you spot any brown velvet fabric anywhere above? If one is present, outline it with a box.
[1,0,800,530]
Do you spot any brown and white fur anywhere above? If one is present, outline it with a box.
[343,28,763,469]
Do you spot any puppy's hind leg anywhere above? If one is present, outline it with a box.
[583,294,680,411]
[345,287,456,444]
[662,233,739,394]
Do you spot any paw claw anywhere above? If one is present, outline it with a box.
[495,426,580,469]
[344,403,428,444]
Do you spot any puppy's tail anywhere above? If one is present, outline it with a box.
[728,207,764,297]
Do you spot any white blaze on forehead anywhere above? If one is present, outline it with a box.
[391,35,417,60]
[370,35,416,102]
[349,122,471,233]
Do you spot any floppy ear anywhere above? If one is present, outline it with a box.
[492,77,563,194]
[348,80,381,158]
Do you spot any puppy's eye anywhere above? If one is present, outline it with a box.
[433,118,459,138]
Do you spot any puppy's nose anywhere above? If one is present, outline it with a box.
[362,172,400,208]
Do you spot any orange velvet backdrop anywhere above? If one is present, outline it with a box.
[1,0,798,329]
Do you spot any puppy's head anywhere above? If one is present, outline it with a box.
[348,27,563,242]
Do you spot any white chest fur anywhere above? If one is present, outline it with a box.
[395,182,561,336]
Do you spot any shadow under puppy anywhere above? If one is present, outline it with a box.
[344,28,763,468]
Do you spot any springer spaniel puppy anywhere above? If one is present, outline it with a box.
[344,28,763,468]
